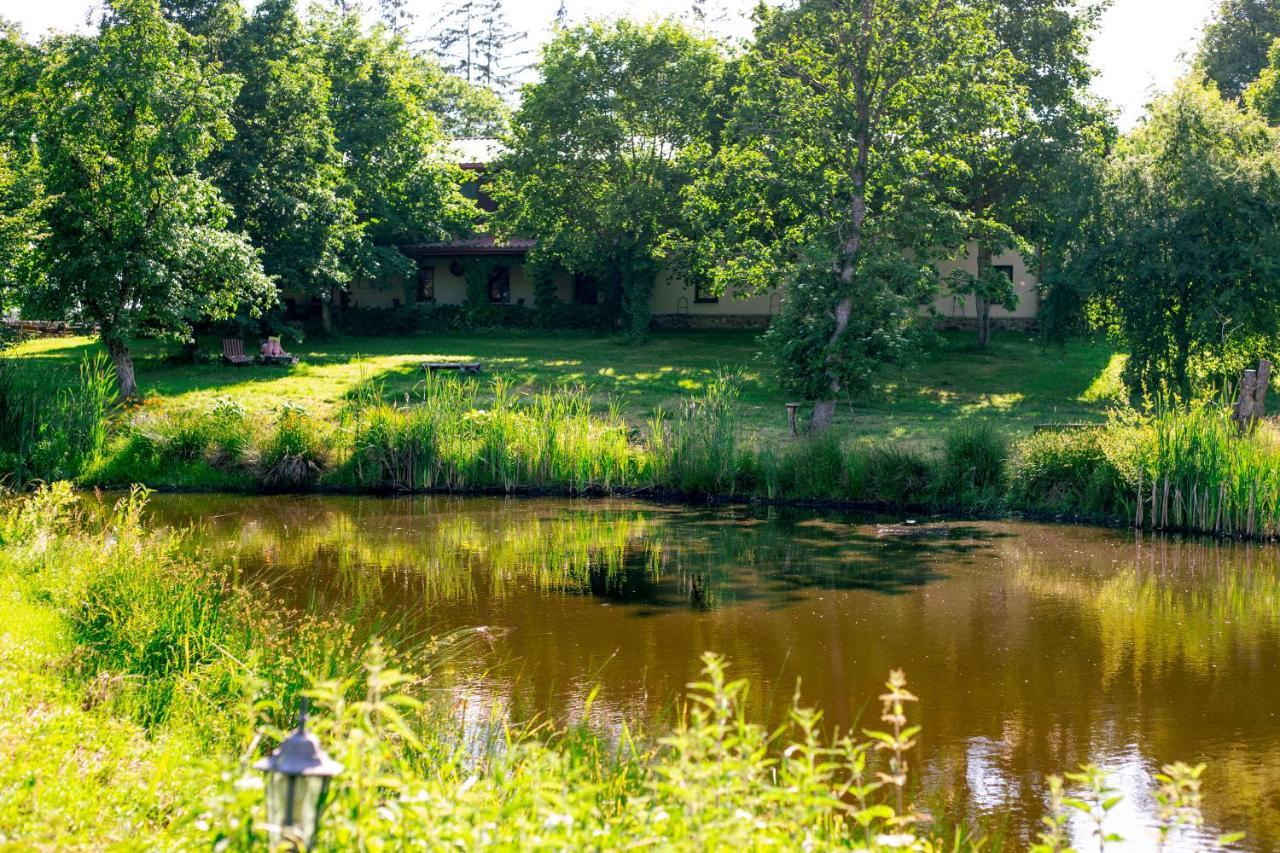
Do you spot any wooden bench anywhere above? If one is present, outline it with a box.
[222,338,252,366]
[422,361,482,374]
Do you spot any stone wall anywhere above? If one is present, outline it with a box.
[650,314,773,331]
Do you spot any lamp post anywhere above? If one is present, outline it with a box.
[255,700,343,851]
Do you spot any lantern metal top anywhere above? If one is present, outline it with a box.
[254,703,343,778]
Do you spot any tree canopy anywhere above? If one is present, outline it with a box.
[26,0,274,396]
[213,0,358,334]
[1198,0,1280,100]
[491,19,724,339]
[1076,79,1280,397]
[681,0,1023,429]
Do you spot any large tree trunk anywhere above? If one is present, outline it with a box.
[104,335,137,400]
[976,244,993,348]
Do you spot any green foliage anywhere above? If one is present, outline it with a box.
[1245,33,1280,122]
[659,371,742,495]
[1198,0,1280,99]
[854,444,937,509]
[213,0,360,314]
[1007,428,1125,516]
[1075,79,1280,397]
[26,0,275,395]
[258,405,331,488]
[346,374,645,493]
[761,253,933,401]
[938,421,1009,508]
[492,19,723,341]
[313,9,476,262]
[0,353,116,483]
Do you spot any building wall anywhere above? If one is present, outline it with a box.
[931,245,1040,320]
[339,243,1040,322]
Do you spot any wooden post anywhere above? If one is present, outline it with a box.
[1233,359,1272,433]
[785,403,801,436]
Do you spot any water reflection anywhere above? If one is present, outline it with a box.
[138,494,1280,850]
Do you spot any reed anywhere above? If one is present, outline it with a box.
[1131,400,1280,539]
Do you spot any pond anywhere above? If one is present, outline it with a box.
[142,493,1280,850]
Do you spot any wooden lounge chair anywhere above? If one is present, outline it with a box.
[257,336,299,366]
[222,338,252,366]
[422,361,482,374]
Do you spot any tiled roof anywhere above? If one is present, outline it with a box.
[405,235,536,256]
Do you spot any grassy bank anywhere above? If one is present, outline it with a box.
[7,343,1280,539]
[0,485,1234,849]
[4,329,1123,446]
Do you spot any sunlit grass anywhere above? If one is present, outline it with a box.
[5,330,1123,450]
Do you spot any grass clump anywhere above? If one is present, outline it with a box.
[1007,427,1124,517]
[259,404,332,489]
[937,422,1009,510]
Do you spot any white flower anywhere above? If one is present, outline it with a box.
[543,813,574,830]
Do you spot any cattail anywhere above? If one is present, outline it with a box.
[1136,470,1144,528]
[1162,478,1171,529]
[1151,477,1158,529]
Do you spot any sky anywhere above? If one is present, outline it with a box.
[3,0,1222,129]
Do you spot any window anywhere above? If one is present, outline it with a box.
[693,281,718,304]
[488,266,511,303]
[573,273,598,305]
[994,265,1014,283]
[416,265,435,303]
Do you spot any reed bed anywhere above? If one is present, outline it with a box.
[1132,402,1280,539]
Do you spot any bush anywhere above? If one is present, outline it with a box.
[258,405,332,488]
[1008,427,1124,516]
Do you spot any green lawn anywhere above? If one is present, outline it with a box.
[8,329,1125,448]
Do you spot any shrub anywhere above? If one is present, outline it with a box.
[1008,427,1124,516]
[259,405,331,488]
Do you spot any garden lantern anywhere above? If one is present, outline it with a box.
[255,701,342,851]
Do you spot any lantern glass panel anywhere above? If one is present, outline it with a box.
[265,773,331,850]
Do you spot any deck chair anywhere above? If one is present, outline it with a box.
[222,338,252,366]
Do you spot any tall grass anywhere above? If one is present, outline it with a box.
[347,372,646,493]
[0,353,115,482]
[1133,400,1280,538]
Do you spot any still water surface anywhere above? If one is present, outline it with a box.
[144,494,1280,849]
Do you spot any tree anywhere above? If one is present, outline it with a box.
[1197,0,1280,100]
[681,0,1020,430]
[0,22,44,306]
[1076,80,1280,397]
[474,0,527,94]
[491,19,724,340]
[314,10,476,281]
[26,0,274,397]
[432,0,527,96]
[377,0,413,35]
[955,0,1111,348]
[1246,35,1280,121]
[213,0,359,335]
